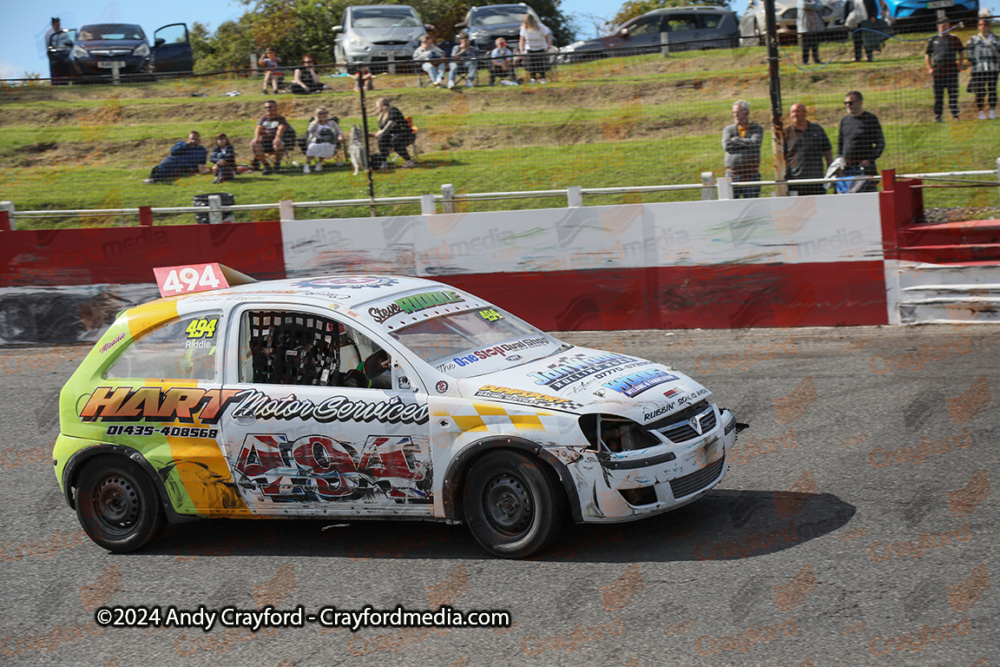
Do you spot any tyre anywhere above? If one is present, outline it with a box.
[463,450,564,558]
[75,455,165,553]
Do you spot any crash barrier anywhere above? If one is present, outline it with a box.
[1,170,997,344]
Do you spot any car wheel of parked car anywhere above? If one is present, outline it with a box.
[463,450,563,558]
[76,455,165,553]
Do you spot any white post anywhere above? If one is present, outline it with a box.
[388,53,396,76]
[421,194,436,215]
[208,194,223,224]
[661,32,671,56]
[441,184,455,214]
[717,176,734,200]
[0,201,15,230]
[279,199,295,222]
[700,172,716,200]
[250,53,258,77]
[567,185,583,207]
[110,62,121,85]
[996,157,1000,205]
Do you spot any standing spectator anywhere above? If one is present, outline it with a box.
[722,100,764,199]
[209,133,236,184]
[837,90,884,192]
[370,97,415,169]
[259,49,283,95]
[448,33,480,89]
[489,38,518,86]
[926,18,967,121]
[414,36,446,87]
[797,0,825,65]
[966,16,1000,120]
[44,17,73,82]
[785,103,832,196]
[520,13,553,84]
[847,0,890,62]
[250,100,290,175]
[290,54,332,94]
[304,106,344,173]
[143,131,208,184]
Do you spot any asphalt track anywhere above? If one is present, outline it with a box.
[1,325,997,666]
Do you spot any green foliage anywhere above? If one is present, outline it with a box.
[606,0,730,33]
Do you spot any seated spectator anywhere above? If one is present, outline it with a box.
[354,66,375,91]
[413,35,446,87]
[290,54,332,94]
[304,106,344,173]
[259,49,283,94]
[209,133,236,184]
[143,131,208,184]
[250,100,291,174]
[489,38,518,86]
[448,33,480,89]
[370,96,415,169]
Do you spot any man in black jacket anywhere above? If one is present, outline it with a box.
[926,18,967,121]
[837,91,884,193]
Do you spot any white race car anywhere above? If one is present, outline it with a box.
[54,268,739,558]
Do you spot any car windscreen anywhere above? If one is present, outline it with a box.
[388,307,562,375]
[351,8,422,28]
[78,24,146,41]
[473,7,530,25]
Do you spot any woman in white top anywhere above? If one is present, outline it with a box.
[519,13,553,84]
[304,106,344,173]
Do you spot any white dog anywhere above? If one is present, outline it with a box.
[348,126,368,175]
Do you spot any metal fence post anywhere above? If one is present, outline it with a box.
[250,54,258,77]
[421,194,436,215]
[0,201,15,230]
[717,176,733,200]
[208,195,223,224]
[701,172,716,200]
[661,32,671,56]
[567,185,583,207]
[442,184,455,214]
[279,199,295,222]
[996,157,1000,205]
[111,62,121,85]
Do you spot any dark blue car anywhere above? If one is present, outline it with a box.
[48,22,193,82]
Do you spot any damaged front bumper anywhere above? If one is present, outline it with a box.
[552,406,737,522]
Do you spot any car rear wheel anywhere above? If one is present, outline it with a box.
[76,455,165,553]
[463,450,563,558]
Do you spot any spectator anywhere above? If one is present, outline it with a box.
[45,17,73,82]
[785,103,832,196]
[520,13,553,84]
[926,18,966,121]
[722,100,764,199]
[448,33,480,89]
[143,131,208,184]
[290,54,332,94]
[489,38,518,86]
[370,97,415,169]
[966,16,1000,120]
[304,106,344,174]
[250,100,291,175]
[209,133,236,184]
[846,0,890,62]
[797,0,825,65]
[259,49,283,95]
[354,66,375,92]
[414,36,446,87]
[837,90,884,192]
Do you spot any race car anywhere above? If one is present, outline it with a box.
[53,266,739,558]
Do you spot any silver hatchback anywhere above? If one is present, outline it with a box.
[333,5,429,72]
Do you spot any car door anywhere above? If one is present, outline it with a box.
[47,29,77,82]
[152,23,193,72]
[218,305,433,518]
[619,14,665,54]
[661,13,701,51]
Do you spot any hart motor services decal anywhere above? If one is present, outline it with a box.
[80,387,242,423]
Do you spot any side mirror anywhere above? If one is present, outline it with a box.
[332,25,343,33]
[154,37,166,47]
[620,27,630,38]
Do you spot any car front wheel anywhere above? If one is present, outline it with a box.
[463,450,563,558]
[75,455,165,553]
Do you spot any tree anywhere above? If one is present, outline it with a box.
[605,0,730,33]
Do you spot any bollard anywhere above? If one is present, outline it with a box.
[421,194,436,215]
[279,199,295,222]
[717,176,733,200]
[700,172,716,200]
[0,201,15,231]
[567,185,583,207]
[442,183,455,214]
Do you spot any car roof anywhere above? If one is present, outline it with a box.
[644,6,732,13]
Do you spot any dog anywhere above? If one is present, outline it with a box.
[348,125,368,175]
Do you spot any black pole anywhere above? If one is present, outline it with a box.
[356,71,377,217]
[764,0,787,196]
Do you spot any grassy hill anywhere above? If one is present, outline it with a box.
[1,30,996,228]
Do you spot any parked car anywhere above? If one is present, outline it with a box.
[457,3,543,53]
[334,5,429,72]
[881,0,979,27]
[58,22,193,79]
[560,7,740,63]
[53,269,739,559]
[739,0,846,45]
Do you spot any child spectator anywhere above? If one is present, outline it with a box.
[259,49,283,94]
[209,133,236,184]
[304,106,344,173]
[489,38,518,86]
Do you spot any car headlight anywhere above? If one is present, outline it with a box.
[134,43,150,57]
[781,8,798,20]
[72,44,90,59]
[348,35,370,49]
[470,29,487,42]
[579,414,661,453]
